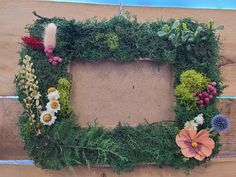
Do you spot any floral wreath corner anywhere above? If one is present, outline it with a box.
[15,13,229,173]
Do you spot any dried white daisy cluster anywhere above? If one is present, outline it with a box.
[16,55,42,133]
[40,87,60,126]
[184,113,204,130]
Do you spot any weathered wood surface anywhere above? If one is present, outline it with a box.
[1,158,236,177]
[217,99,236,155]
[1,0,236,176]
[1,0,236,95]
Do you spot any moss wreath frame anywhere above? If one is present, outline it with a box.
[15,13,226,173]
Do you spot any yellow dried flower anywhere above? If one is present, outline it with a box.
[48,87,57,93]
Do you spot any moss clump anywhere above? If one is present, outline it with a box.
[57,78,72,116]
[180,70,209,92]
[95,32,119,51]
[175,70,209,109]
[175,84,197,109]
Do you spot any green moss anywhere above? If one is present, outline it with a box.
[180,70,209,93]
[57,78,73,116]
[175,84,197,109]
[175,70,210,109]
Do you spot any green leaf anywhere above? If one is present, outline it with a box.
[214,24,224,31]
[186,45,192,51]
[182,23,187,30]
[172,20,180,30]
[157,31,168,37]
[162,24,170,32]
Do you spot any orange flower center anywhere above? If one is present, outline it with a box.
[51,100,59,109]
[48,87,56,93]
[191,141,198,148]
[43,114,52,122]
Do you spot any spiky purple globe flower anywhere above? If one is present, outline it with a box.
[211,114,230,132]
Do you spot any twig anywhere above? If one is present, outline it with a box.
[32,11,49,20]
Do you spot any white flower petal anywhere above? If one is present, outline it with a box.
[46,100,60,113]
[47,90,60,100]
[184,120,198,130]
[40,111,57,126]
[194,113,204,125]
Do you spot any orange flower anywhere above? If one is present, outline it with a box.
[176,128,215,161]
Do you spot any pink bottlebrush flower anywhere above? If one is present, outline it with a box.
[43,23,57,49]
[47,45,54,50]
[176,128,215,161]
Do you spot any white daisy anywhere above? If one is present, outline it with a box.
[194,113,204,125]
[46,100,60,113]
[184,120,198,130]
[47,90,60,100]
[40,111,57,126]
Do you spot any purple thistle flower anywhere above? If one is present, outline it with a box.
[211,114,230,132]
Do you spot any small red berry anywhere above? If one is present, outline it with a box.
[208,85,213,90]
[209,95,213,99]
[211,82,217,86]
[203,92,209,97]
[204,97,209,103]
[198,104,204,108]
[212,89,217,95]
[198,100,204,104]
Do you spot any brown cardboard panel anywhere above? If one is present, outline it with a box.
[0,99,27,159]
[0,158,236,177]
[71,61,174,127]
[1,0,236,95]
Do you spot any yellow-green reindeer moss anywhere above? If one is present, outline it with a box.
[57,78,73,115]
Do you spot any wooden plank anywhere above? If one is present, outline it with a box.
[0,158,236,177]
[1,0,236,95]
[217,99,236,155]
[0,99,27,159]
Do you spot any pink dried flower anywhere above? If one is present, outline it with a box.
[53,56,59,61]
[48,58,53,63]
[53,56,63,63]
[58,58,63,62]
[176,128,215,161]
[43,23,57,48]
[52,61,57,65]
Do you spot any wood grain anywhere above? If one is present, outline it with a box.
[1,0,236,95]
[0,158,236,177]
